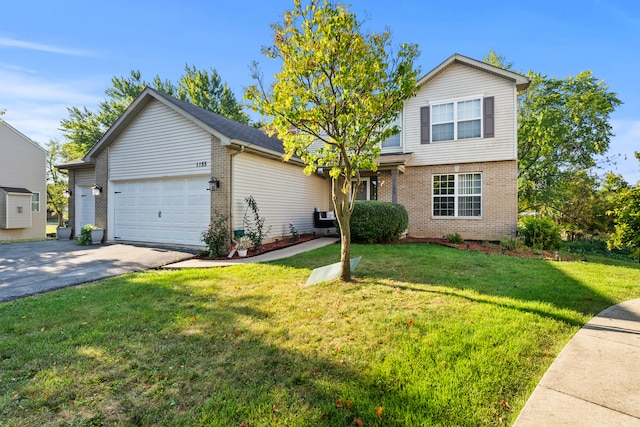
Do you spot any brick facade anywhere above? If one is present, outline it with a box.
[210,135,232,233]
[377,160,518,241]
[94,149,109,241]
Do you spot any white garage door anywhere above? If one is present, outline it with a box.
[113,176,210,246]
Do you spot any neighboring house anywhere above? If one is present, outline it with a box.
[57,53,530,247]
[57,88,331,246]
[362,53,530,240]
[0,121,47,241]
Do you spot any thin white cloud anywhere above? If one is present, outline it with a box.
[0,36,92,57]
[0,69,107,144]
[0,62,38,74]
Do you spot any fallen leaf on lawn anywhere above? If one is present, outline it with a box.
[353,418,363,426]
[500,399,512,411]
[406,319,414,325]
[346,400,353,410]
[336,399,343,409]
[321,412,328,419]
[375,406,383,418]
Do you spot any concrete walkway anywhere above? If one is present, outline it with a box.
[163,237,339,269]
[514,298,640,426]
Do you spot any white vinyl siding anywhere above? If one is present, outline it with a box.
[232,153,330,239]
[405,62,518,165]
[0,121,47,239]
[109,99,212,180]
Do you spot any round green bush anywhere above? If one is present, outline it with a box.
[350,201,408,244]
[518,216,562,250]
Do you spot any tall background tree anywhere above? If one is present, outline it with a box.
[608,152,640,262]
[45,140,68,227]
[246,0,420,281]
[483,51,622,233]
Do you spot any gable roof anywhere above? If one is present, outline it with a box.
[83,87,284,162]
[0,121,47,154]
[417,53,531,91]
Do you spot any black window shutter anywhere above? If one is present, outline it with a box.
[420,106,430,144]
[483,96,494,138]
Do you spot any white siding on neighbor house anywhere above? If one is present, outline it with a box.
[404,62,518,166]
[4,193,32,229]
[0,121,46,240]
[232,153,331,239]
[109,99,212,181]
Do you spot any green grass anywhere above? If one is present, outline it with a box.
[1,243,639,426]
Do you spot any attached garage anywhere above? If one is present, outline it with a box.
[112,176,210,246]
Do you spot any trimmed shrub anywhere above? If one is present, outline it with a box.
[446,233,464,244]
[350,201,408,244]
[518,216,562,250]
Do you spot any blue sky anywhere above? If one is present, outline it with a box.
[1,0,639,184]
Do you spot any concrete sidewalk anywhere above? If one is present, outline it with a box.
[163,237,339,269]
[514,298,640,426]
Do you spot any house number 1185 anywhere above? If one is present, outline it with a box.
[195,161,207,167]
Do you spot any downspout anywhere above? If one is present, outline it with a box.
[229,145,245,240]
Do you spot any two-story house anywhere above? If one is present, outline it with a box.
[58,54,529,247]
[360,53,530,240]
[0,120,47,241]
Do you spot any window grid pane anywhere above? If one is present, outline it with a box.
[457,99,481,120]
[433,196,455,216]
[458,120,481,139]
[433,175,455,195]
[432,123,454,142]
[458,196,481,217]
[432,103,454,123]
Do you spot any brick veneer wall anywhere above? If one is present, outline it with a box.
[379,160,518,241]
[94,149,109,242]
[210,136,231,233]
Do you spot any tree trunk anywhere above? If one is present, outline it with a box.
[339,213,352,281]
[332,176,353,282]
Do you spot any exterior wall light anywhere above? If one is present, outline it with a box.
[62,189,72,198]
[91,185,102,196]
[207,177,220,192]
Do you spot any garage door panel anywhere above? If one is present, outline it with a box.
[113,176,209,246]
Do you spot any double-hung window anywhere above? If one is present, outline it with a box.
[31,192,40,212]
[433,173,482,217]
[380,113,402,150]
[421,97,493,144]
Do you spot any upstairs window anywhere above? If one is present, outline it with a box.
[381,114,402,149]
[421,97,494,144]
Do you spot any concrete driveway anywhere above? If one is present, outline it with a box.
[0,240,196,302]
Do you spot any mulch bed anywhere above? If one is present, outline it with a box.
[404,237,575,261]
[198,234,574,261]
[198,233,322,260]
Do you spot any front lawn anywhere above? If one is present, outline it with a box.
[1,243,639,426]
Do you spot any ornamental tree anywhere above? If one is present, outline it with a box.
[246,0,420,281]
